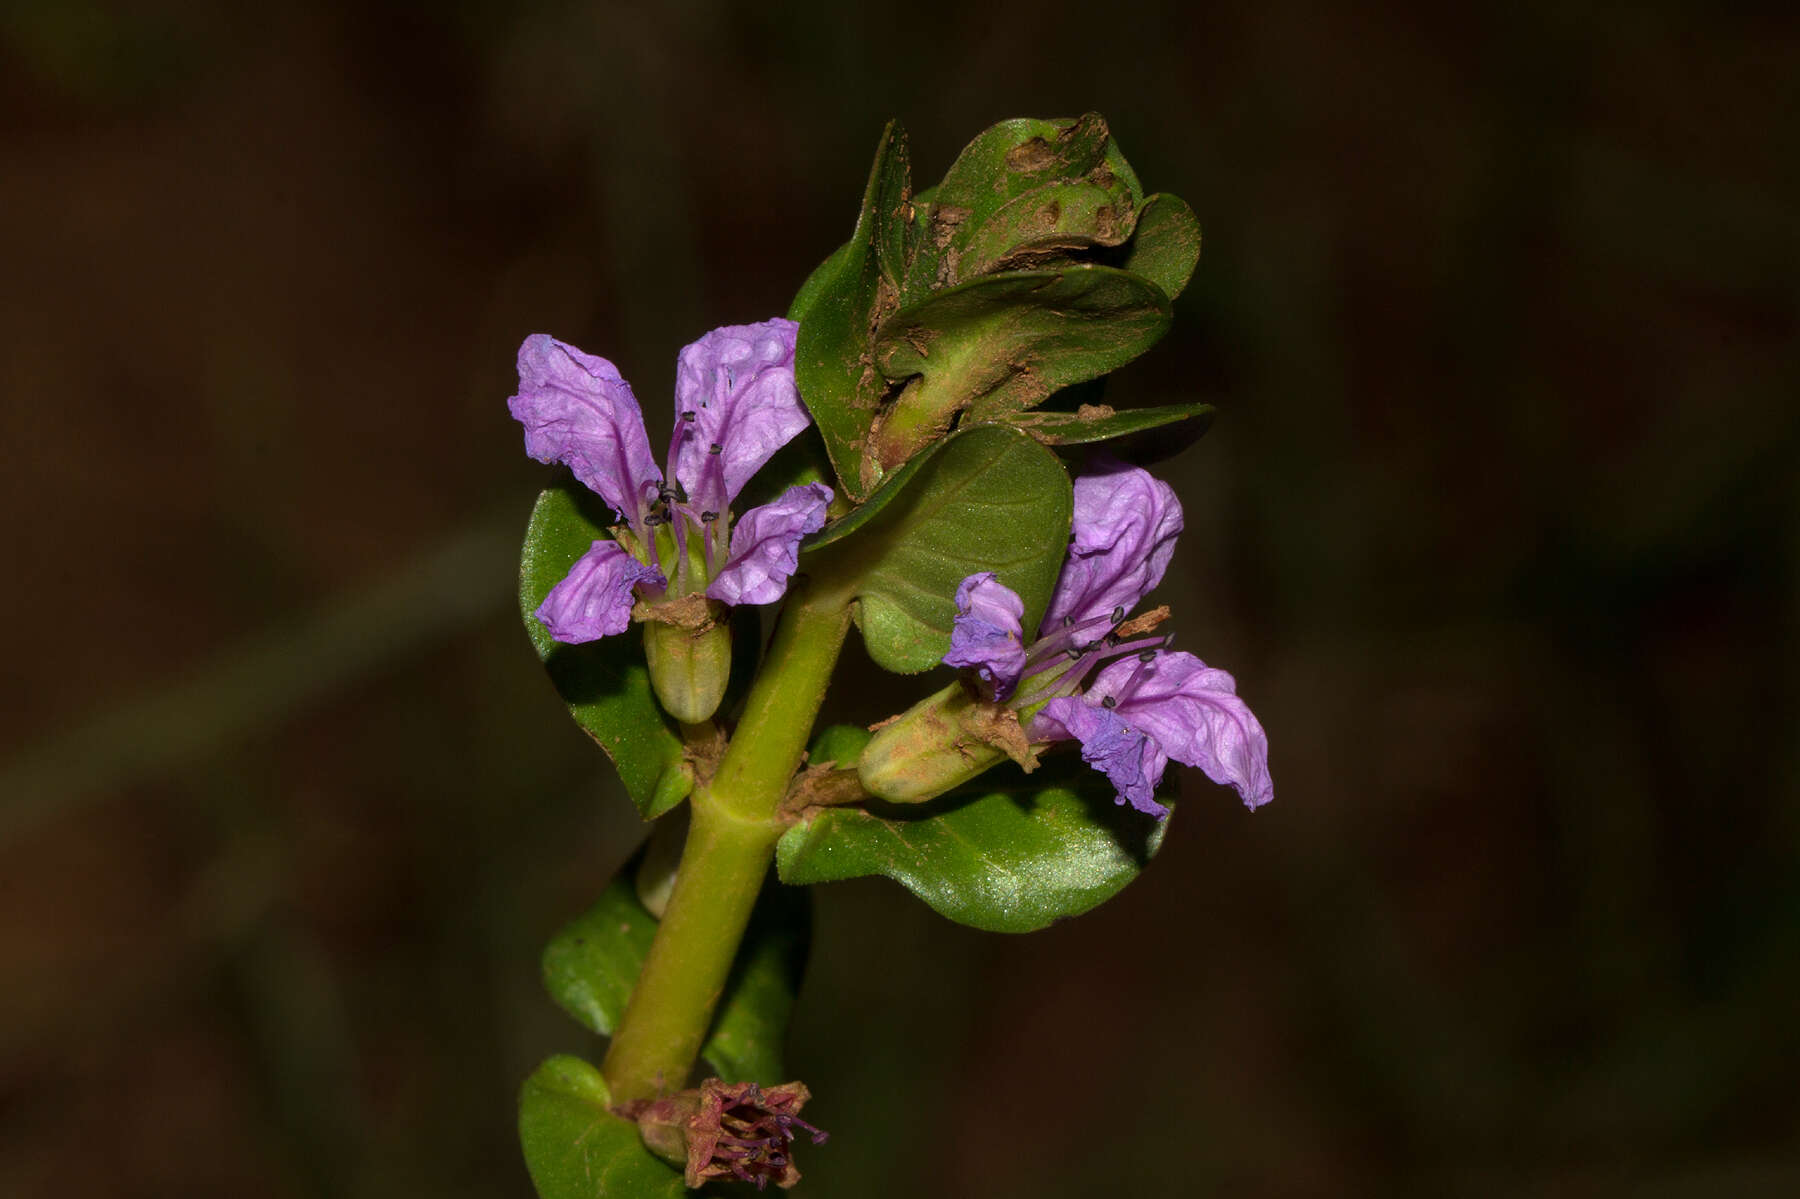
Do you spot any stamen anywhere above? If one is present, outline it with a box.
[700,510,718,523]
[708,443,722,455]
[681,410,697,422]
[1111,605,1125,623]
[1101,695,1117,709]
[1138,648,1157,661]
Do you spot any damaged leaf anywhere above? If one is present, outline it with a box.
[790,120,915,501]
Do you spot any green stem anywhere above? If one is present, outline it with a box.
[601,586,851,1105]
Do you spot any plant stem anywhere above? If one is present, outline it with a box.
[601,586,850,1105]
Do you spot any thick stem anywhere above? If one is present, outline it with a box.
[601,586,851,1105]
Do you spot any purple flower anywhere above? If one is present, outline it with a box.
[942,573,1029,701]
[510,320,832,643]
[940,459,1272,816]
[1036,654,1273,817]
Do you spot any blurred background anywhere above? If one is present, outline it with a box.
[3,1,1796,1195]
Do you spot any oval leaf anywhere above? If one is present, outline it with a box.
[777,726,1168,933]
[519,485,687,816]
[519,1055,684,1199]
[542,866,809,1085]
[874,266,1173,422]
[807,426,1072,674]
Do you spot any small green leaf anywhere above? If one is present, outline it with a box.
[1006,400,1215,446]
[874,266,1173,423]
[519,485,687,816]
[542,867,809,1084]
[518,1056,684,1199]
[1120,192,1202,301]
[791,120,914,501]
[777,727,1168,933]
[808,426,1072,674]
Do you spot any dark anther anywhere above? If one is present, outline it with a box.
[1066,646,1084,659]
[1111,606,1126,624]
[700,511,719,523]
[1105,633,1120,647]
[658,484,677,503]
[1101,695,1118,709]
[1062,615,1074,627]
[644,512,667,526]
[681,411,697,422]
[1138,649,1158,662]
[709,443,722,455]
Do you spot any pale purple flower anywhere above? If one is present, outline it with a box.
[1036,654,1273,817]
[511,319,832,643]
[940,459,1272,816]
[942,573,1029,701]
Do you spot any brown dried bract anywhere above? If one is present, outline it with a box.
[964,703,1040,772]
[1116,604,1171,639]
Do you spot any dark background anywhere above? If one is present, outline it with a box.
[3,2,1796,1195]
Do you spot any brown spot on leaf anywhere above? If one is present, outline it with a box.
[1004,137,1057,174]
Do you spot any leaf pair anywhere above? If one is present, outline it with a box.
[789,114,1207,501]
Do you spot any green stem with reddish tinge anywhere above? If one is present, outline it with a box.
[601,582,851,1106]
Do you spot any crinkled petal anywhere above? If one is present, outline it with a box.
[1040,459,1183,634]
[510,335,663,525]
[535,539,665,643]
[942,573,1029,701]
[1035,697,1170,817]
[667,319,808,514]
[706,482,832,607]
[1090,651,1274,809]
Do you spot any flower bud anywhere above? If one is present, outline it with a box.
[644,613,732,724]
[857,681,1025,804]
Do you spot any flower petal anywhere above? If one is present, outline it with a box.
[1035,697,1170,817]
[535,539,665,643]
[510,335,662,524]
[706,482,832,607]
[667,319,808,514]
[942,573,1028,701]
[1090,651,1273,809]
[1040,459,1183,634]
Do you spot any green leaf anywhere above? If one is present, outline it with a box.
[542,867,809,1084]
[518,1056,684,1199]
[874,266,1173,422]
[957,177,1138,279]
[1120,192,1202,301]
[519,485,687,817]
[807,425,1072,674]
[1006,400,1215,446]
[777,727,1169,933]
[906,113,1143,295]
[791,120,914,501]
